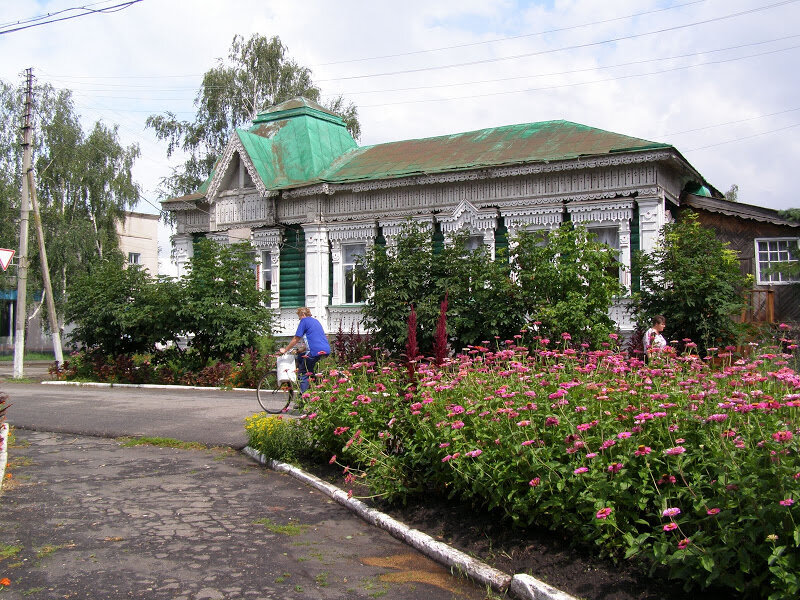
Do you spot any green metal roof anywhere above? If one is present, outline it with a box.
[171,98,676,200]
[240,97,358,189]
[319,120,671,184]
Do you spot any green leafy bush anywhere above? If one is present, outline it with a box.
[632,212,750,352]
[245,413,314,462]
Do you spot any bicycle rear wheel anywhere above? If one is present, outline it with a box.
[257,372,294,413]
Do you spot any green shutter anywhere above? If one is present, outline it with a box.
[631,207,640,293]
[433,222,444,255]
[494,217,508,254]
[280,225,306,307]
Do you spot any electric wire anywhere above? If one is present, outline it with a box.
[0,0,143,36]
[316,0,800,82]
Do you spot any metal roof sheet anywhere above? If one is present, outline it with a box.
[317,120,671,184]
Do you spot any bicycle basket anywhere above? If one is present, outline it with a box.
[276,353,297,384]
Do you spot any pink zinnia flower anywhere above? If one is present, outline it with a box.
[573,467,589,475]
[662,507,681,517]
[329,454,337,464]
[545,417,560,427]
[451,421,465,430]
[706,508,721,515]
[773,430,793,443]
[607,462,624,473]
[663,522,678,532]
[779,498,795,506]
[529,477,541,487]
[596,507,613,519]
[678,538,691,549]
[617,431,632,439]
[465,449,482,458]
[634,445,652,456]
[664,446,686,455]
[586,452,598,459]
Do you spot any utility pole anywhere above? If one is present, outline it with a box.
[28,169,64,366]
[13,68,33,378]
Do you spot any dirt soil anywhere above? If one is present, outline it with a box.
[300,459,730,600]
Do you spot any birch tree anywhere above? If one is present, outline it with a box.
[146,34,361,198]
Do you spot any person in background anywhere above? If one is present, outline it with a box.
[279,307,331,393]
[643,315,667,353]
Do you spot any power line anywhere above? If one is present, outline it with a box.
[320,34,800,97]
[356,42,800,108]
[686,122,800,151]
[317,0,800,82]
[0,0,143,36]
[665,107,800,136]
[313,0,708,67]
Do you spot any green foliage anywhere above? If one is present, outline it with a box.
[146,34,360,198]
[64,253,181,355]
[632,212,749,351]
[358,222,621,354]
[245,413,314,463]
[178,238,274,362]
[0,79,140,323]
[513,225,623,346]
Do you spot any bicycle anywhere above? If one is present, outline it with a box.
[257,352,298,413]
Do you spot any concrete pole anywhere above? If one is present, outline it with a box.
[13,68,33,378]
[28,169,64,365]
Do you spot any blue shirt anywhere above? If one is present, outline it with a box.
[295,317,331,357]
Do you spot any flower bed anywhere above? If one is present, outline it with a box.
[269,333,800,598]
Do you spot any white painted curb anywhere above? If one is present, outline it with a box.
[42,381,254,392]
[243,446,579,600]
[0,422,8,491]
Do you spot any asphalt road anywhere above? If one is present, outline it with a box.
[0,380,490,600]
[1,382,259,449]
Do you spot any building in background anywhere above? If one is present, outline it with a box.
[117,211,160,275]
[1,211,160,354]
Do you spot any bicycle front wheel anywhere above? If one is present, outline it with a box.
[257,372,294,414]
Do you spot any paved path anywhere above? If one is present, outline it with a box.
[0,382,488,600]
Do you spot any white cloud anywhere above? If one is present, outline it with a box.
[2,0,798,270]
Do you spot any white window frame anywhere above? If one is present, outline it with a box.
[260,250,272,293]
[343,243,366,304]
[127,252,141,265]
[755,237,800,285]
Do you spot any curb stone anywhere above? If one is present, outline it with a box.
[243,446,579,600]
[41,380,255,392]
[0,422,8,491]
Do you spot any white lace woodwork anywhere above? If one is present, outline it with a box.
[328,305,366,335]
[215,190,274,228]
[568,200,634,292]
[438,200,498,258]
[303,223,330,315]
[637,196,665,256]
[172,234,194,278]
[207,232,230,245]
[206,139,268,200]
[252,228,283,308]
[328,222,377,306]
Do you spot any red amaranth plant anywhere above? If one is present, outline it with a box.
[433,293,449,365]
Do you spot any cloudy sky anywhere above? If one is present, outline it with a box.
[2,0,799,270]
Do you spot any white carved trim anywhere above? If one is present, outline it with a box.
[284,150,676,197]
[206,136,270,199]
[252,228,283,250]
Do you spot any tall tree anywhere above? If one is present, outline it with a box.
[146,34,361,198]
[0,79,140,326]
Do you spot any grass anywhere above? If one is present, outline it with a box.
[0,544,21,561]
[117,436,207,450]
[253,517,310,536]
[0,353,55,362]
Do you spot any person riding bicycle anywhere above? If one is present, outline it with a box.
[279,307,331,393]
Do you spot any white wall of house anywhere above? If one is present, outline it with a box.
[117,211,159,274]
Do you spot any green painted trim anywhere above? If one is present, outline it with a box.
[280,225,305,308]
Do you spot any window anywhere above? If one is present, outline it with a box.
[261,251,272,292]
[755,238,799,284]
[343,243,366,303]
[127,252,140,265]
[464,235,484,252]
